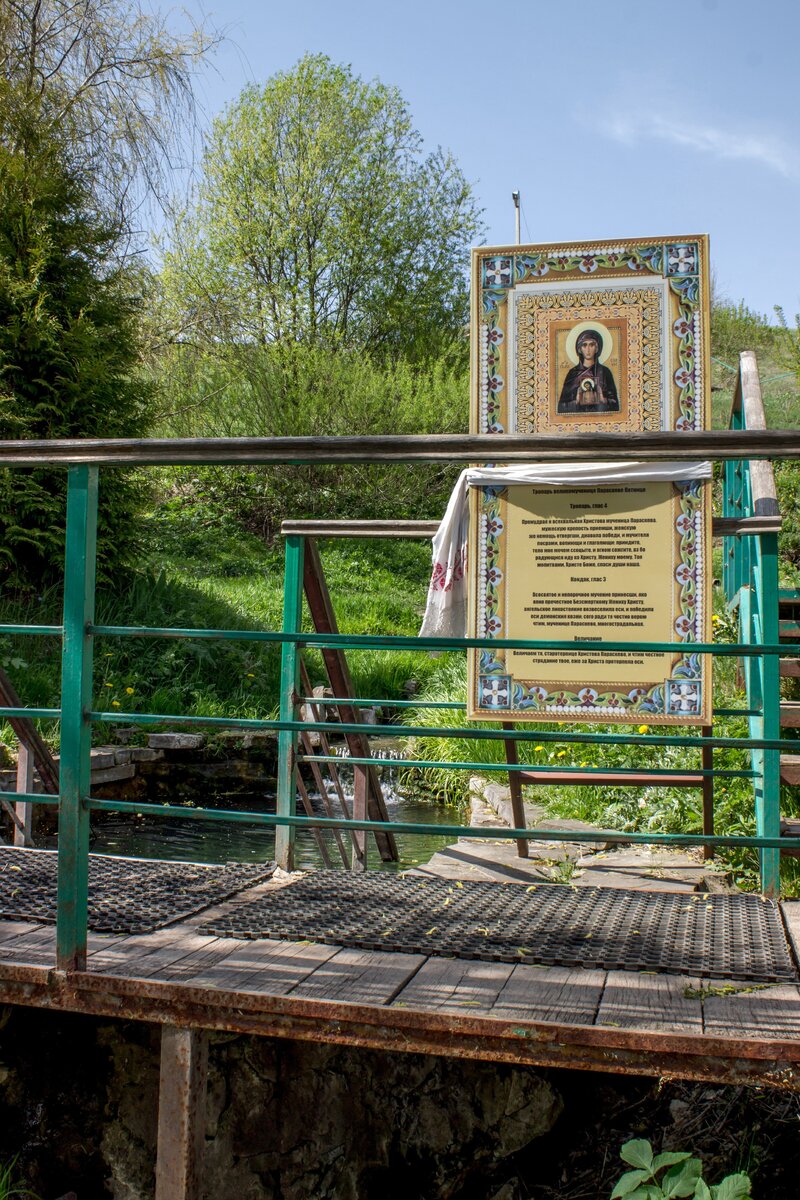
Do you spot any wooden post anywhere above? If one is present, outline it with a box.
[352,767,368,872]
[13,743,33,847]
[155,1026,208,1200]
[502,722,529,858]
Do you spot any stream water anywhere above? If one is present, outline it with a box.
[81,776,458,872]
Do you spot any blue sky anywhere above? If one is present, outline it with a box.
[177,0,799,322]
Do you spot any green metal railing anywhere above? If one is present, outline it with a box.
[722,353,783,894]
[0,382,796,968]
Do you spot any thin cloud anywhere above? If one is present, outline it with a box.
[598,111,797,179]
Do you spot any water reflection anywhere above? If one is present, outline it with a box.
[72,781,456,873]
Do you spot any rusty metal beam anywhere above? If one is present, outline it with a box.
[155,1026,208,1200]
[0,963,796,1091]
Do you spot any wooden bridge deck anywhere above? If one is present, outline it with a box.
[0,876,800,1089]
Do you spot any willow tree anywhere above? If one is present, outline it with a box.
[0,1,217,586]
[0,0,217,248]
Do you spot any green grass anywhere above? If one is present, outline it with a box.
[0,491,440,749]
[401,606,800,893]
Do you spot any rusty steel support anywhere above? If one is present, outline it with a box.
[155,1025,208,1200]
[0,965,797,1091]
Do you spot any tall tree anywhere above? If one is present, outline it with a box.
[0,118,156,586]
[0,0,217,248]
[161,54,484,362]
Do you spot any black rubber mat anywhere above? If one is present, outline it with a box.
[0,847,274,934]
[202,871,798,983]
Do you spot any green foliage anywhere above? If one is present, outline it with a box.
[0,0,217,246]
[0,495,438,746]
[0,1156,37,1199]
[710,298,799,431]
[160,53,484,363]
[775,461,800,572]
[152,345,468,537]
[610,1139,750,1199]
[0,117,155,586]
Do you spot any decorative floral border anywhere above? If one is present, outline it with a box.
[515,288,661,434]
[470,237,709,723]
[474,239,707,435]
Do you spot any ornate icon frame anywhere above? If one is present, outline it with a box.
[467,236,712,724]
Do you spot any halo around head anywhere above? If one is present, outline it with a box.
[565,320,614,365]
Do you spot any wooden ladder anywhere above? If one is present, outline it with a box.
[300,536,398,868]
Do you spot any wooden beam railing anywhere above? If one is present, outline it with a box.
[0,429,799,466]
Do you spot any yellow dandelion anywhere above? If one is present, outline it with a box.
[104,682,113,688]
[534,744,544,752]
[638,724,649,734]
[111,700,121,708]
[125,686,134,695]
[557,750,566,758]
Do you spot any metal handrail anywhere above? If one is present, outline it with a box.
[0,349,793,969]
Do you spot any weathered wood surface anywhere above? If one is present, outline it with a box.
[1,887,800,1062]
[737,351,781,516]
[302,535,397,863]
[281,519,440,539]
[780,755,800,786]
[0,429,799,467]
[597,971,703,1033]
[702,980,800,1039]
[290,947,425,1005]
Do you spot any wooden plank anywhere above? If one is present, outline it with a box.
[290,947,425,1005]
[502,722,528,859]
[780,659,800,678]
[0,665,59,794]
[2,430,800,467]
[739,351,781,517]
[0,919,49,953]
[713,516,782,535]
[281,516,785,541]
[303,537,397,862]
[778,901,800,961]
[702,980,800,1039]
[281,520,439,539]
[189,937,340,995]
[90,926,220,979]
[518,769,704,787]
[1,924,57,964]
[780,755,800,785]
[491,964,605,1025]
[596,971,703,1033]
[393,957,515,1013]
[780,703,800,727]
[13,743,34,847]
[156,937,251,984]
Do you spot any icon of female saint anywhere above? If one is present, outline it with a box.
[557,328,620,414]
